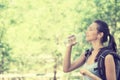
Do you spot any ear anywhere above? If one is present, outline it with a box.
[98,32,104,39]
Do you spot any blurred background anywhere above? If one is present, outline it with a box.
[0,0,120,80]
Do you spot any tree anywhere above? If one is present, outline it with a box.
[0,27,12,73]
[94,0,120,52]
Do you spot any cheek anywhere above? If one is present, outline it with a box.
[86,32,97,37]
[86,33,98,40]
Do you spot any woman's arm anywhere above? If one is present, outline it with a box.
[63,45,86,72]
[80,68,102,80]
[63,35,86,72]
[105,54,116,80]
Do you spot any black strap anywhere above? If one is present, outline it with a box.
[97,50,117,80]
[95,47,111,62]
[85,48,93,58]
[97,50,111,80]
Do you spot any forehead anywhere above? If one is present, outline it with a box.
[88,22,98,29]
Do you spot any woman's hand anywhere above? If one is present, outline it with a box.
[66,35,77,47]
[80,68,102,80]
[80,68,89,75]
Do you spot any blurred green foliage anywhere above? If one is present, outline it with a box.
[0,0,120,79]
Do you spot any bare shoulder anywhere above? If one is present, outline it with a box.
[105,54,114,60]
[105,54,115,64]
[104,54,116,80]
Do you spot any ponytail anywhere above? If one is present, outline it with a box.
[94,20,117,52]
[108,34,117,52]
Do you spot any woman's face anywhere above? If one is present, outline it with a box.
[86,22,99,42]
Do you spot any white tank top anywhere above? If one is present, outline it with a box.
[81,62,100,80]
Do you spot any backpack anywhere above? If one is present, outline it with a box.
[96,50,120,80]
[85,48,120,80]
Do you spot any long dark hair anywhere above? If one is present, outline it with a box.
[94,20,117,52]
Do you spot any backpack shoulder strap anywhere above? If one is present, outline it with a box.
[95,49,120,80]
[98,50,112,59]
[95,49,112,62]
[85,48,93,58]
[96,50,113,80]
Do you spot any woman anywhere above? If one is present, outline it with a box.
[63,20,117,80]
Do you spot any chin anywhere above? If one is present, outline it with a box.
[86,38,91,42]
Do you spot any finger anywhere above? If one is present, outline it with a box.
[68,35,75,39]
[69,36,76,42]
[68,37,75,42]
[73,42,77,45]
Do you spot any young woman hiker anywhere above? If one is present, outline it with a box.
[63,20,117,80]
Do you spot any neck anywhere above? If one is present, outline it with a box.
[91,41,103,51]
